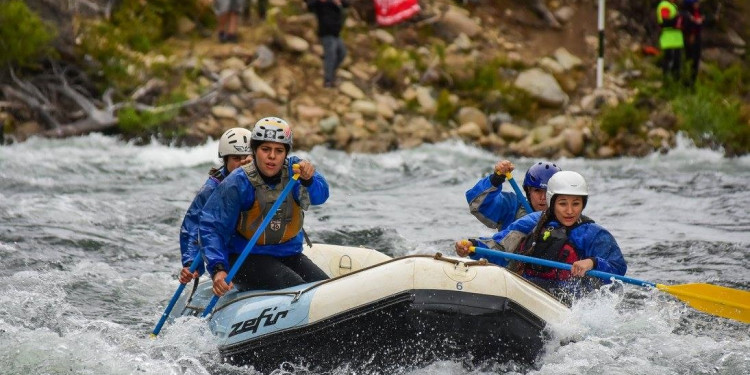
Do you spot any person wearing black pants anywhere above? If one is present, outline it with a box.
[682,0,704,86]
[307,0,350,88]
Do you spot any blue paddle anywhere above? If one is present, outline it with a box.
[151,249,203,337]
[503,172,534,214]
[470,246,750,323]
[201,165,300,317]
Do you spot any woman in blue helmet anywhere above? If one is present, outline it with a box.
[457,171,627,304]
[178,127,253,284]
[199,117,330,296]
[466,160,561,230]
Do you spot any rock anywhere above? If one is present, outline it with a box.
[553,6,575,24]
[283,34,310,52]
[319,115,340,134]
[351,100,379,117]
[252,98,282,118]
[497,122,528,140]
[514,68,568,107]
[538,57,565,74]
[177,16,196,34]
[438,7,482,38]
[220,70,243,92]
[648,127,673,151]
[457,107,489,134]
[553,48,583,71]
[14,121,42,142]
[211,105,238,119]
[241,68,277,98]
[597,145,617,158]
[371,29,395,44]
[453,33,473,51]
[415,86,436,115]
[562,128,585,155]
[726,28,747,48]
[252,45,275,70]
[339,81,365,100]
[223,57,247,70]
[297,104,327,120]
[456,122,483,139]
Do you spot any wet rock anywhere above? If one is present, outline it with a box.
[457,107,489,134]
[514,68,568,107]
[498,122,528,141]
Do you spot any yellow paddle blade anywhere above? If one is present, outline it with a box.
[656,283,750,323]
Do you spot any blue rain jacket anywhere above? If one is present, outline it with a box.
[466,175,527,230]
[179,166,227,275]
[200,156,329,275]
[472,211,627,279]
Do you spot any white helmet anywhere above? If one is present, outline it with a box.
[218,128,252,158]
[251,117,293,147]
[546,171,588,208]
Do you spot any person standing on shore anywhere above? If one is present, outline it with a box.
[306,0,350,88]
[214,0,246,43]
[656,0,684,82]
[682,0,704,86]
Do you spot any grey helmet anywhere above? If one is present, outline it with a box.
[545,171,589,208]
[218,128,252,158]
[251,117,293,148]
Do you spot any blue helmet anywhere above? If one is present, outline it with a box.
[523,162,561,190]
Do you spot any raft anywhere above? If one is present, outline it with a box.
[170,244,570,372]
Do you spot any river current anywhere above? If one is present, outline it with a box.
[0,134,748,374]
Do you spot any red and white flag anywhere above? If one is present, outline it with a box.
[374,0,421,26]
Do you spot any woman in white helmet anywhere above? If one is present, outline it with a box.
[456,171,627,303]
[200,117,330,296]
[179,128,253,284]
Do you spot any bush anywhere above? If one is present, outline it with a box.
[672,83,750,156]
[599,101,649,137]
[0,0,56,68]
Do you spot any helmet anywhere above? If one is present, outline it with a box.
[523,162,561,190]
[218,127,252,158]
[545,171,588,208]
[251,117,293,149]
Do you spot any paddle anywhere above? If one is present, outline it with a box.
[503,172,534,214]
[470,246,750,324]
[151,249,203,337]
[200,164,301,318]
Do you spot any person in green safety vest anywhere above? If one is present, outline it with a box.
[656,0,684,82]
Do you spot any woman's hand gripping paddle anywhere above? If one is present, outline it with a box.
[470,246,750,324]
[150,249,202,337]
[503,172,534,214]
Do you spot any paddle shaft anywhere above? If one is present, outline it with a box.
[201,171,300,317]
[504,172,534,214]
[470,246,654,287]
[151,249,203,337]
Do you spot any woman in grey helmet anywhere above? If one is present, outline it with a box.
[200,117,330,296]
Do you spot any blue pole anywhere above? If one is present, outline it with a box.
[471,246,654,288]
[504,172,534,214]
[151,249,203,337]
[201,170,300,317]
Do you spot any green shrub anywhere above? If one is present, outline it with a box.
[0,0,56,68]
[117,106,179,134]
[434,89,456,125]
[599,101,649,137]
[672,84,749,156]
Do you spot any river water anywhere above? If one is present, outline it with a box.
[1,134,748,374]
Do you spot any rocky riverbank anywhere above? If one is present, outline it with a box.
[2,0,748,157]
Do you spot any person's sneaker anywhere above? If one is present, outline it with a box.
[324,81,335,88]
[218,31,227,43]
[225,33,239,43]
